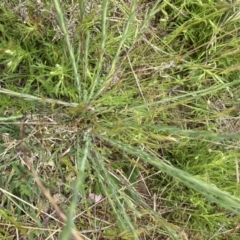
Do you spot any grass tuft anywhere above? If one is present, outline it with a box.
[1,0,240,239]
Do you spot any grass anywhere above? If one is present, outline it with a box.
[1,0,240,239]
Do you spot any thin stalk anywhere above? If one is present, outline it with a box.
[53,0,81,101]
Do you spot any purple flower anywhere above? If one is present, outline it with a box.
[88,193,102,203]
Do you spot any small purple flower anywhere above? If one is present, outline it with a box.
[88,193,102,203]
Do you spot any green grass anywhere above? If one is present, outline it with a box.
[1,0,240,239]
